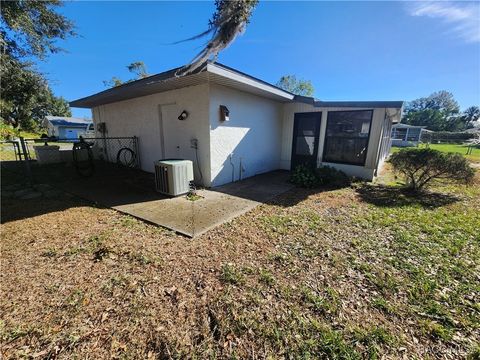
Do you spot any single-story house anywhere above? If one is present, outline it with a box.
[43,116,93,139]
[391,123,426,147]
[70,62,403,187]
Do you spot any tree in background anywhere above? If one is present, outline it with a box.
[103,61,150,88]
[460,106,480,128]
[0,0,74,130]
[403,91,459,131]
[175,0,258,75]
[276,75,315,97]
[403,91,478,132]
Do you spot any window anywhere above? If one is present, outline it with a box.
[406,128,421,141]
[378,116,393,164]
[323,110,373,165]
[295,116,318,156]
[392,128,407,140]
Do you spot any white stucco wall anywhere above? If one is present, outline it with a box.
[281,103,387,180]
[209,84,284,187]
[91,83,211,186]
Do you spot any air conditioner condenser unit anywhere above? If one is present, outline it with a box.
[154,159,194,196]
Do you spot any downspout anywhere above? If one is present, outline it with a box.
[229,154,235,182]
[239,157,245,181]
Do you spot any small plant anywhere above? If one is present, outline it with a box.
[301,286,340,315]
[259,268,275,286]
[186,191,203,201]
[290,165,350,188]
[0,122,19,140]
[371,297,397,315]
[220,263,244,285]
[290,164,319,188]
[419,319,452,341]
[93,246,110,261]
[389,148,474,191]
[316,166,350,186]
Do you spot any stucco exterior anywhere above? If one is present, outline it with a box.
[209,84,283,186]
[80,63,402,187]
[91,84,396,185]
[92,83,211,185]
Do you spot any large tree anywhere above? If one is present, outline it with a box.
[460,106,480,129]
[0,0,75,130]
[1,55,71,129]
[276,75,315,97]
[403,91,479,131]
[403,91,461,131]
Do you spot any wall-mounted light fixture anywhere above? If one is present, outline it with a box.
[220,105,229,121]
[178,110,189,121]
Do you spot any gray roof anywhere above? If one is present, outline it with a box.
[46,116,92,126]
[70,61,403,110]
[70,62,294,108]
[294,95,404,109]
[392,123,426,129]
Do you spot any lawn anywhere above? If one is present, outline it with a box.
[1,164,479,358]
[391,143,480,162]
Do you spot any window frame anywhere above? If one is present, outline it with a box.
[290,111,322,170]
[322,109,374,167]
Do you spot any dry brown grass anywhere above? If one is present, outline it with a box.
[1,169,479,359]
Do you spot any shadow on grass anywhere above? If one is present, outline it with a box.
[267,181,353,208]
[356,184,459,209]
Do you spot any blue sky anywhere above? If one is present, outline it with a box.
[38,1,480,118]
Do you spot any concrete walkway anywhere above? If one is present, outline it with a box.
[53,167,293,237]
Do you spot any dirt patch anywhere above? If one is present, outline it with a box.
[1,171,479,359]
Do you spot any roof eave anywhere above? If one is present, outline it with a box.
[70,62,295,108]
[206,63,294,101]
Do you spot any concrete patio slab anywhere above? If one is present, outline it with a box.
[50,166,293,237]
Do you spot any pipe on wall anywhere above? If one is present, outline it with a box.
[229,153,235,183]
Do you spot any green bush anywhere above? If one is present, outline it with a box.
[316,166,351,186]
[290,165,350,188]
[389,148,475,191]
[290,164,319,188]
[0,122,19,140]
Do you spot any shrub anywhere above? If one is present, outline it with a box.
[290,164,319,188]
[290,165,350,188]
[316,166,351,186]
[0,122,19,140]
[389,148,475,191]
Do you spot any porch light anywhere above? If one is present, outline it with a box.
[178,110,189,120]
[220,105,229,121]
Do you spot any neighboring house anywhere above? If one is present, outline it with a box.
[464,127,480,134]
[44,116,93,139]
[391,123,426,147]
[70,62,403,187]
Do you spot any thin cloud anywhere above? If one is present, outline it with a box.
[407,1,480,43]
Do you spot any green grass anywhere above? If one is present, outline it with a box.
[2,156,479,358]
[391,143,480,162]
